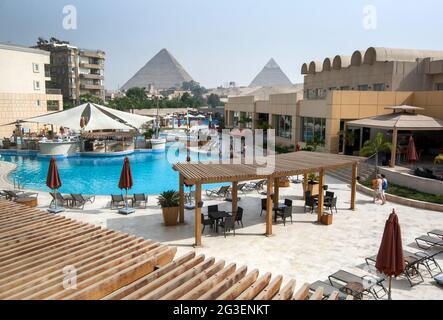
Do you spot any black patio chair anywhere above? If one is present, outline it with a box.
[201,213,215,233]
[260,198,267,216]
[110,194,125,209]
[275,205,293,226]
[132,193,148,208]
[234,206,244,228]
[284,199,293,207]
[219,216,236,238]
[324,197,338,214]
[304,191,316,213]
[325,191,335,200]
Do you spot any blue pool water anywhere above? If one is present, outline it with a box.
[0,144,226,195]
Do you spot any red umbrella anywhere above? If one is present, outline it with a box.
[406,136,418,163]
[375,209,404,299]
[46,157,62,213]
[118,156,133,190]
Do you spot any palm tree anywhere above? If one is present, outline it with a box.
[360,132,392,173]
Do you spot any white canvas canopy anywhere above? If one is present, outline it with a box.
[15,103,154,131]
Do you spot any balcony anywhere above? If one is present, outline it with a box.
[79,63,103,70]
[79,73,104,80]
[46,88,62,95]
[79,50,105,59]
[80,83,104,90]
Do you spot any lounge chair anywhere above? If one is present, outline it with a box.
[205,185,230,198]
[328,270,387,300]
[50,192,73,208]
[414,250,443,277]
[71,194,95,210]
[310,281,348,300]
[365,250,425,287]
[435,274,443,286]
[4,190,38,200]
[428,229,443,239]
[110,194,125,209]
[245,179,266,192]
[275,204,293,226]
[415,235,443,250]
[132,193,148,208]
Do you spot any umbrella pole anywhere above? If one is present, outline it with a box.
[388,276,392,300]
[54,188,57,210]
[125,188,128,211]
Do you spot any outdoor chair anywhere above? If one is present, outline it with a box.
[219,216,236,238]
[310,281,348,300]
[260,198,267,216]
[71,194,95,210]
[132,193,148,208]
[205,186,230,198]
[275,205,293,226]
[110,194,125,209]
[415,235,443,250]
[234,206,244,228]
[328,270,387,300]
[208,205,219,214]
[245,180,266,193]
[0,190,7,199]
[4,190,38,200]
[304,191,316,213]
[325,191,335,200]
[414,250,443,277]
[428,229,443,239]
[50,192,73,208]
[324,197,338,214]
[201,213,215,233]
[284,199,293,207]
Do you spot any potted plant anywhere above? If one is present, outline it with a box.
[307,173,320,196]
[158,190,180,226]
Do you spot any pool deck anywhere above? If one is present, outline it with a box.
[1,160,442,300]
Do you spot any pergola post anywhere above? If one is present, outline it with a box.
[351,163,357,210]
[273,177,280,208]
[266,176,273,236]
[390,128,398,168]
[179,174,184,223]
[317,169,325,223]
[194,183,202,247]
[341,122,347,154]
[231,181,238,219]
[303,173,308,199]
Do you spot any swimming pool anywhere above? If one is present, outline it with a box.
[0,143,226,195]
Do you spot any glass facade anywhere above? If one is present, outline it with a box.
[373,83,386,91]
[274,115,292,139]
[300,117,326,143]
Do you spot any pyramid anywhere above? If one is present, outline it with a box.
[249,58,292,87]
[121,49,193,91]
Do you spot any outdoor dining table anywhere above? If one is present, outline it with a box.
[208,211,231,233]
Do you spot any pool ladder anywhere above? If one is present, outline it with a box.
[12,176,24,190]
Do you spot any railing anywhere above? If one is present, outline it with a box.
[46,88,62,95]
[12,175,24,190]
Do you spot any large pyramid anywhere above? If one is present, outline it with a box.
[249,58,292,87]
[121,49,193,91]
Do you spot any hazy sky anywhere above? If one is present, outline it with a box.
[1,0,443,90]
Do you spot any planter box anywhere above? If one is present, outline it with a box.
[279,178,290,188]
[307,183,319,196]
[321,214,333,225]
[162,207,179,226]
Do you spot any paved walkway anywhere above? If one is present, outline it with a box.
[1,161,442,300]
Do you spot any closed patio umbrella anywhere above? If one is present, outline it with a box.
[47,157,63,213]
[118,156,134,215]
[375,209,404,300]
[406,136,418,163]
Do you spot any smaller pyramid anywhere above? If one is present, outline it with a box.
[121,49,193,91]
[249,58,292,87]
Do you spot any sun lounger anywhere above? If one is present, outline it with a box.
[71,194,95,210]
[328,270,387,300]
[435,274,443,286]
[365,250,425,287]
[244,180,266,192]
[428,229,443,239]
[415,235,443,250]
[4,190,38,200]
[132,193,148,208]
[110,194,125,209]
[205,185,230,198]
[310,281,348,300]
[50,192,73,208]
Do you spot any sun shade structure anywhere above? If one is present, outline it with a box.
[0,200,352,300]
[173,151,364,246]
[14,103,153,131]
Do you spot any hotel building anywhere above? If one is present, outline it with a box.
[0,43,63,139]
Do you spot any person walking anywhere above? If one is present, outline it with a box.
[372,174,383,203]
[381,174,388,205]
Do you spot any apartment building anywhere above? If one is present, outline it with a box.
[299,47,443,153]
[0,43,63,139]
[36,40,105,104]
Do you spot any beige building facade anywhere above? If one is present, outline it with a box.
[0,43,63,139]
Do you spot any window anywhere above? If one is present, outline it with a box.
[304,88,327,100]
[358,84,369,91]
[36,100,40,107]
[233,111,239,127]
[32,63,39,73]
[300,117,326,144]
[274,115,292,139]
[373,83,386,91]
[340,86,350,90]
[33,81,40,90]
[436,83,443,91]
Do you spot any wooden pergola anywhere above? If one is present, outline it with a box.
[173,151,364,246]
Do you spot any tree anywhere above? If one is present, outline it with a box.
[79,93,103,105]
[107,96,133,111]
[125,87,148,112]
[207,93,221,108]
[306,132,325,152]
[360,132,392,173]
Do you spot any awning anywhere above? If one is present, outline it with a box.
[83,104,132,131]
[93,104,154,128]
